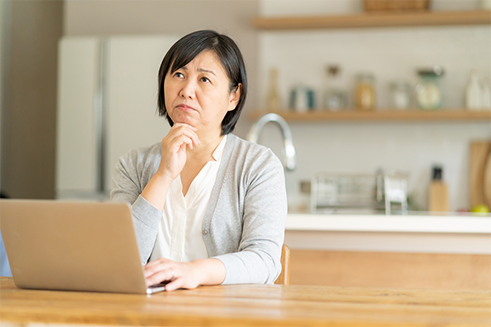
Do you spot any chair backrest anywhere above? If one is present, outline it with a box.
[274,244,290,285]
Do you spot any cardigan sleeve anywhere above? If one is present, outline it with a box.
[213,149,288,284]
[110,149,162,265]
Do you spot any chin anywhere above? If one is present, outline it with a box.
[170,115,195,127]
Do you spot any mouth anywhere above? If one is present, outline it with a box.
[176,104,196,112]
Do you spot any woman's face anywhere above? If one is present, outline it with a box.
[164,50,241,135]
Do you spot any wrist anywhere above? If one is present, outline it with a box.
[190,258,226,286]
[151,172,174,188]
[140,173,173,211]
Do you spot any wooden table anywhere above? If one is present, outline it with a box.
[1,277,490,326]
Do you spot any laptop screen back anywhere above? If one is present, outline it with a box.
[0,200,147,294]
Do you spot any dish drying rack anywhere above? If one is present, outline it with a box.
[310,171,409,215]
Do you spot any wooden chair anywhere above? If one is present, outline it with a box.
[274,244,290,285]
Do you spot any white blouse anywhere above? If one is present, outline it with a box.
[149,135,227,263]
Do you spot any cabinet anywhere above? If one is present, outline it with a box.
[251,10,491,122]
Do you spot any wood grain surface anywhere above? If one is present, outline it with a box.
[483,151,491,209]
[1,277,490,326]
[249,109,491,122]
[470,141,491,208]
[252,10,491,30]
[289,250,491,291]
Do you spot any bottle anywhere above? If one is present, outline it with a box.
[481,77,491,110]
[429,165,449,212]
[266,67,280,111]
[466,69,482,110]
[322,65,347,111]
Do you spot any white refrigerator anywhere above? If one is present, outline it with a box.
[56,35,177,200]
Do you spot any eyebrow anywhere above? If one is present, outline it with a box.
[198,68,217,76]
[181,66,217,76]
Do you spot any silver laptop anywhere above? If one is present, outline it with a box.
[0,199,166,294]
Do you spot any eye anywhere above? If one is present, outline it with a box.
[173,72,184,78]
[201,76,211,83]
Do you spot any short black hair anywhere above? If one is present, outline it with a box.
[157,30,247,135]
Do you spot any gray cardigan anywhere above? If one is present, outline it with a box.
[110,134,287,284]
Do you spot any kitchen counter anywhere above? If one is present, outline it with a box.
[284,212,491,255]
[286,212,491,234]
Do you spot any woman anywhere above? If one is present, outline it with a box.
[110,30,287,292]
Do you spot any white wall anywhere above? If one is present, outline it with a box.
[257,0,491,211]
[63,0,259,139]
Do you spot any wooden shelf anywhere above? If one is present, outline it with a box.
[249,109,491,122]
[252,10,491,30]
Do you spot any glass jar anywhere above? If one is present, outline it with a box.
[355,73,376,111]
[415,66,444,110]
[322,65,347,111]
[389,80,411,110]
[289,84,315,112]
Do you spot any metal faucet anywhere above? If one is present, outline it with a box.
[246,113,296,171]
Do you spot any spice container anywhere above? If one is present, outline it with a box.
[415,66,444,110]
[355,73,376,111]
[322,65,347,111]
[289,84,315,112]
[389,80,411,109]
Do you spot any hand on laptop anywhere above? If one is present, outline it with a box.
[144,257,226,291]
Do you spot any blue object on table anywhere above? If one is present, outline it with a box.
[0,230,12,277]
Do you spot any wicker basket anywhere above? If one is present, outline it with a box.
[364,0,431,12]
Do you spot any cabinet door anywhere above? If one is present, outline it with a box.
[56,37,100,198]
[105,36,177,192]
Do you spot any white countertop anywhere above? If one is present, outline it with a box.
[286,213,491,234]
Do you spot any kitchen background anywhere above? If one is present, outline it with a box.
[0,0,490,213]
[257,0,491,213]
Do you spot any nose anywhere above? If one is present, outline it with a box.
[179,78,196,99]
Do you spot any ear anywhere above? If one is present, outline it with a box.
[227,83,242,112]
